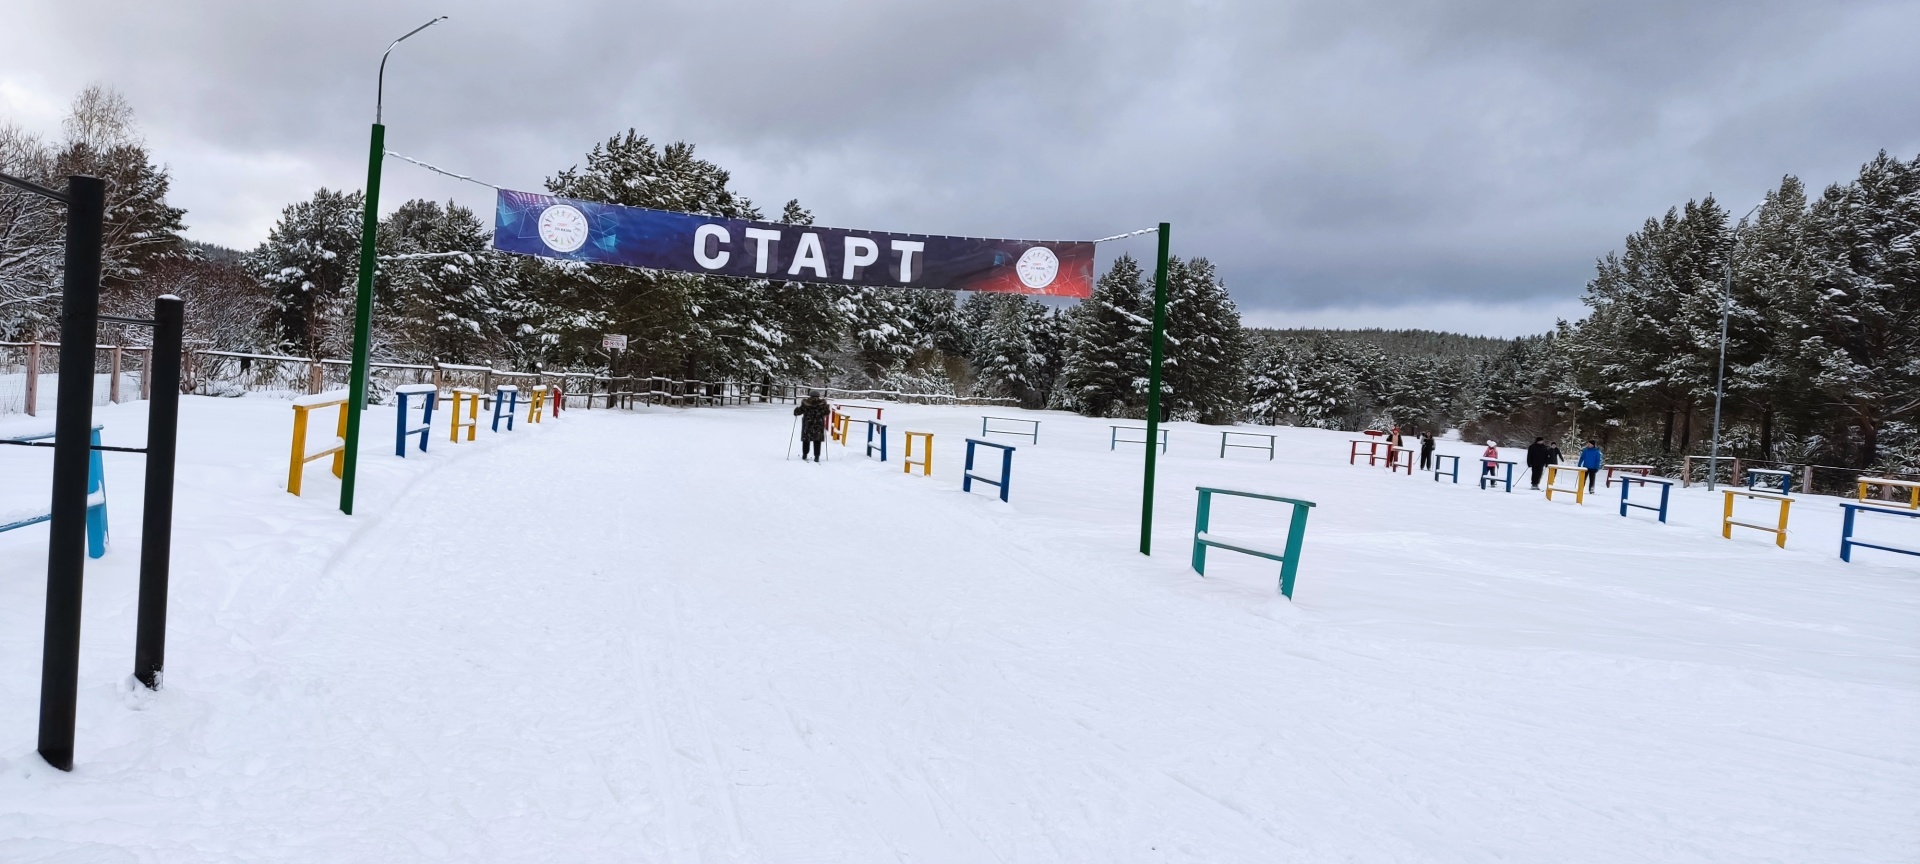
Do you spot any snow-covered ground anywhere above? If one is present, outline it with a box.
[1,396,1915,862]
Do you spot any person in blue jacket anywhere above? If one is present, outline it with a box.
[1578,439,1603,492]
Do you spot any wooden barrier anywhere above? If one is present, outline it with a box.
[491,385,519,432]
[288,391,349,497]
[866,421,888,462]
[0,426,109,558]
[1348,438,1388,466]
[1618,475,1675,523]
[903,432,933,476]
[1385,446,1414,475]
[526,385,548,424]
[1602,464,1653,488]
[963,438,1015,502]
[1743,467,1792,495]
[1219,431,1275,460]
[1544,466,1588,504]
[980,416,1039,443]
[1111,425,1167,453]
[1479,459,1517,492]
[1856,477,1920,510]
[447,388,480,442]
[393,384,436,457]
[1837,502,1920,562]
[1723,489,1791,548]
[1190,487,1316,599]
[1431,453,1460,484]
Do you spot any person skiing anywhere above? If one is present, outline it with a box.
[1419,432,1436,471]
[1482,439,1501,481]
[1525,436,1552,489]
[793,390,831,462]
[1578,439,1603,492]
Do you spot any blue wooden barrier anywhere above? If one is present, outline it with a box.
[1110,425,1167,452]
[1431,453,1460,484]
[1837,502,1920,562]
[1745,468,1793,495]
[1618,475,1675,523]
[1,426,109,559]
[962,438,1014,502]
[866,421,888,462]
[1479,459,1517,492]
[491,385,519,432]
[1191,487,1316,599]
[980,416,1039,443]
[393,384,437,456]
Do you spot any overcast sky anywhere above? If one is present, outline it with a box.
[4,0,1916,337]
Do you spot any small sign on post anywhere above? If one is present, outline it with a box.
[601,334,628,351]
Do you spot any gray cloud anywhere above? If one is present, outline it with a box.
[4,0,1916,336]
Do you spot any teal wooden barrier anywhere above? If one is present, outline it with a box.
[1191,486,1315,599]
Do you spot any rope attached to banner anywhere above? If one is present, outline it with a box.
[1092,227,1158,243]
[385,150,501,190]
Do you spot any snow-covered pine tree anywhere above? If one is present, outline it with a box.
[1798,150,1920,469]
[247,188,364,358]
[50,86,187,312]
[1057,255,1151,416]
[965,293,1056,408]
[1159,256,1249,424]
[375,199,498,364]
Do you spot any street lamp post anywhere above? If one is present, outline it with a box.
[1706,200,1765,492]
[341,16,447,515]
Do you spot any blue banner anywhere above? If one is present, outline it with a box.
[492,189,1094,298]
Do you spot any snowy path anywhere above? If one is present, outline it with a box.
[1,399,1916,861]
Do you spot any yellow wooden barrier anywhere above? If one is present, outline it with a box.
[1723,489,1791,548]
[1856,476,1920,509]
[527,386,547,424]
[903,431,933,476]
[448,388,480,442]
[1544,466,1587,504]
[287,391,349,497]
[830,412,849,445]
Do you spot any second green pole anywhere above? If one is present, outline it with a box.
[1140,222,1170,555]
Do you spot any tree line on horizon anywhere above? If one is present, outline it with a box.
[3,86,1914,473]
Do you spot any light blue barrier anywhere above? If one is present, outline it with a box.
[1,426,109,558]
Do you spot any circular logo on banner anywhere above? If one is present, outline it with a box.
[1015,246,1059,289]
[537,204,590,253]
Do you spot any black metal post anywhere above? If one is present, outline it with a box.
[133,295,184,689]
[39,175,105,772]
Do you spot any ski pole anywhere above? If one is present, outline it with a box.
[786,414,799,460]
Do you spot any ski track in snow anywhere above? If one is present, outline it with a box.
[0,397,1916,862]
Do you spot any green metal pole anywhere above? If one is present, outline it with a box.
[1140,222,1170,555]
[340,122,385,515]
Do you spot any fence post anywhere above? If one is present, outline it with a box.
[24,341,37,417]
[1731,458,1742,487]
[307,360,322,395]
[139,347,152,400]
[1801,465,1814,495]
[110,345,122,403]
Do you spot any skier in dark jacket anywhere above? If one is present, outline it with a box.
[794,391,831,462]
[1525,437,1552,489]
[1418,432,1436,471]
